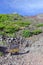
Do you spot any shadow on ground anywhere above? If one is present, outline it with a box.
[0,46,30,56]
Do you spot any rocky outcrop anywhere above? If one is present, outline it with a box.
[0,35,32,54]
[0,33,43,65]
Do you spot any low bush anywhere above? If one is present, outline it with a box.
[32,29,42,35]
[6,33,16,37]
[4,24,20,33]
[0,23,5,30]
[0,52,3,56]
[22,30,32,38]
[0,31,5,35]
[22,29,42,38]
[14,21,31,27]
[36,24,43,27]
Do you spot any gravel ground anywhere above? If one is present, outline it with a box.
[0,33,43,65]
[0,52,43,65]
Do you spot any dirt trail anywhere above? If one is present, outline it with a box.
[23,52,43,65]
[23,33,43,65]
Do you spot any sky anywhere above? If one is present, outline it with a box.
[0,0,43,16]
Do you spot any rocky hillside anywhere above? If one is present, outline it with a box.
[0,14,43,65]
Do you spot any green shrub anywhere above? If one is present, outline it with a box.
[0,14,31,37]
[14,21,31,27]
[0,14,23,22]
[32,29,42,35]
[0,52,3,56]
[4,24,20,33]
[0,14,9,22]
[14,25,20,31]
[0,23,5,30]
[22,30,32,38]
[36,24,43,27]
[0,31,5,35]
[6,33,16,37]
[22,29,42,38]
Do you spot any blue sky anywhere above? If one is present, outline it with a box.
[0,0,43,16]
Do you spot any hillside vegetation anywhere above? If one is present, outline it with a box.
[0,14,31,37]
[0,14,43,65]
[0,14,43,38]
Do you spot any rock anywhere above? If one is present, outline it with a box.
[2,36,32,53]
[31,36,43,53]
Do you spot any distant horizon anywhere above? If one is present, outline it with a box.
[14,12,43,16]
[0,0,43,16]
[0,13,43,17]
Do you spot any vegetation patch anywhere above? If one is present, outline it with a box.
[22,29,42,38]
[32,29,42,35]
[6,33,16,38]
[0,52,3,56]
[0,14,31,37]
[4,24,20,33]
[14,21,31,27]
[0,23,5,30]
[0,14,42,38]
[22,30,32,38]
[36,23,43,27]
